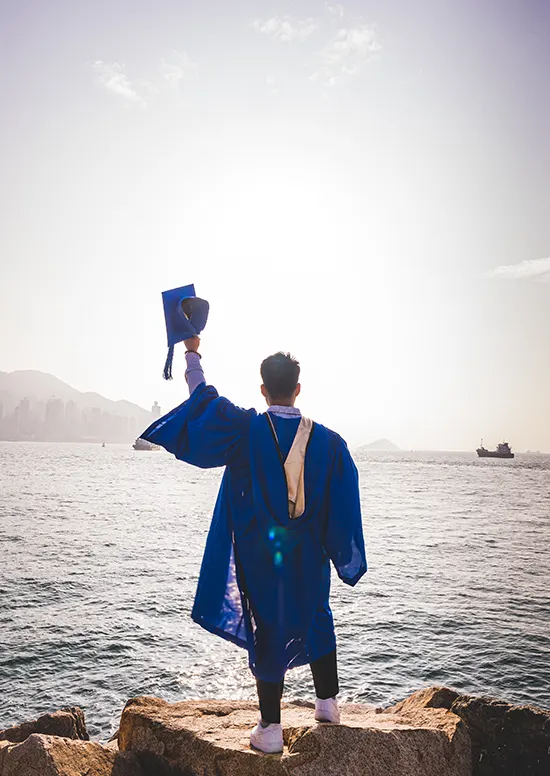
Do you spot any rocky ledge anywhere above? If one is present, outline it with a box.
[0,687,548,776]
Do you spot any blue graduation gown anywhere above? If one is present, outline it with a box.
[141,383,367,683]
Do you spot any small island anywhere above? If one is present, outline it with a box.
[357,438,400,452]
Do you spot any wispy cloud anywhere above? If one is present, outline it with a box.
[252,16,319,43]
[159,50,197,87]
[93,52,197,104]
[312,24,381,85]
[488,257,550,282]
[92,61,145,105]
[251,5,381,90]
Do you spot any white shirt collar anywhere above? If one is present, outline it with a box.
[267,405,302,417]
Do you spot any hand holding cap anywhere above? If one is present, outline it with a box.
[162,283,209,379]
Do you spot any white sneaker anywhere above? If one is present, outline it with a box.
[315,697,341,724]
[250,721,284,753]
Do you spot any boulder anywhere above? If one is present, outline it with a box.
[0,707,88,743]
[0,742,10,773]
[389,686,460,714]
[450,694,550,776]
[390,685,550,776]
[118,696,471,776]
[0,733,145,776]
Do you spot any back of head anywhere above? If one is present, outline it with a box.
[260,352,300,402]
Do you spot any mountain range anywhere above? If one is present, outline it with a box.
[0,370,154,442]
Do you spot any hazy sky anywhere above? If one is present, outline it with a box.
[1,0,549,450]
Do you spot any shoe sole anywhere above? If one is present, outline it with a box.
[250,741,284,754]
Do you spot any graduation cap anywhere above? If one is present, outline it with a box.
[162,283,209,380]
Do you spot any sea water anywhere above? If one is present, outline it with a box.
[1,442,549,738]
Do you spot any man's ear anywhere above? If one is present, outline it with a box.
[261,384,268,399]
[295,383,301,398]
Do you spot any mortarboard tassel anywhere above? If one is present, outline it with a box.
[163,345,175,381]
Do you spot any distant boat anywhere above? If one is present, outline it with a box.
[102,442,106,448]
[132,438,160,451]
[476,440,514,459]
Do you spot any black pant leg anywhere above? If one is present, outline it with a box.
[256,678,285,724]
[310,649,339,699]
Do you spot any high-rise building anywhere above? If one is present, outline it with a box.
[151,401,161,418]
[45,397,65,439]
[18,397,30,418]
[16,397,32,437]
[64,400,80,441]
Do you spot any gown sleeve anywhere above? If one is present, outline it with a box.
[324,438,367,586]
[140,383,256,468]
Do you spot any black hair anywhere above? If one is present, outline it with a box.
[260,352,300,400]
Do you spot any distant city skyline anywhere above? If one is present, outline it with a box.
[0,367,546,453]
[0,369,160,443]
[1,0,549,451]
[0,389,161,443]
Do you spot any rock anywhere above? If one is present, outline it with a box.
[0,733,145,776]
[389,686,460,714]
[118,696,471,776]
[390,685,550,776]
[3,688,546,775]
[0,707,89,743]
[450,694,550,776]
[0,742,10,773]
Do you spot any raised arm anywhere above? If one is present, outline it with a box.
[184,336,206,395]
[141,335,256,467]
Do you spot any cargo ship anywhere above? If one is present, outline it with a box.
[476,440,514,459]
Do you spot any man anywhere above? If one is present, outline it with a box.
[142,339,367,754]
